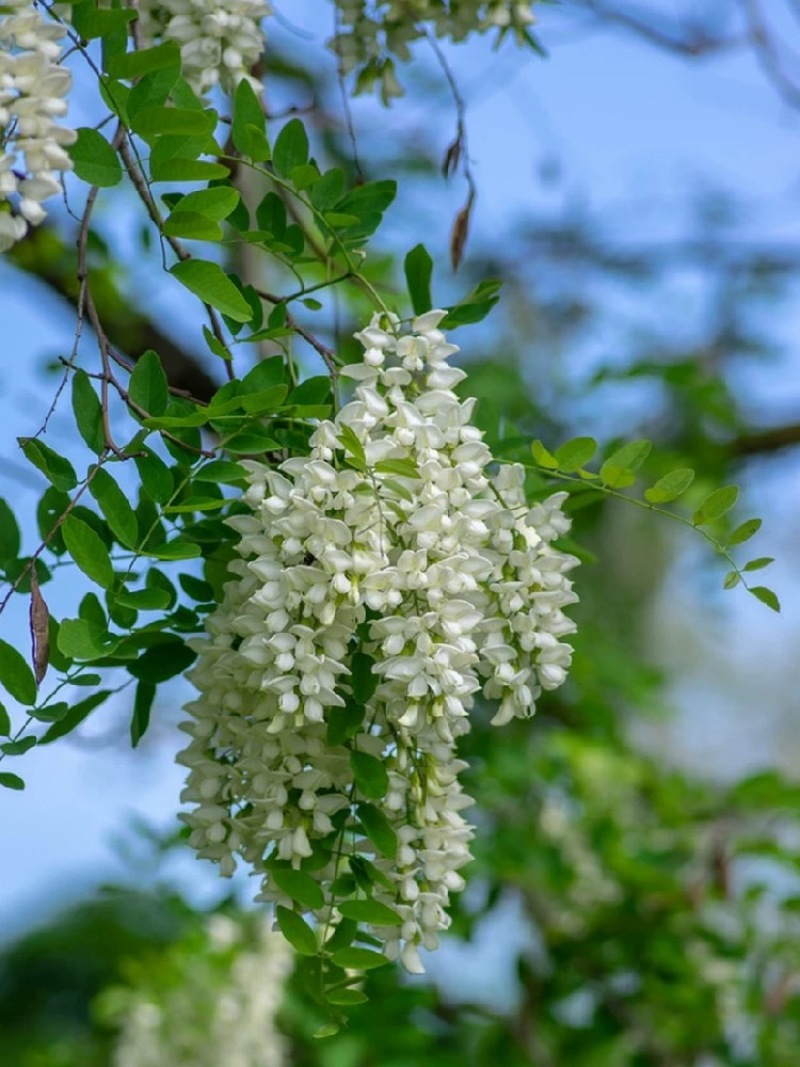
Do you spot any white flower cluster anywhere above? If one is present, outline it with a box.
[330,0,538,97]
[137,0,271,96]
[112,915,291,1067]
[178,310,578,973]
[0,0,76,251]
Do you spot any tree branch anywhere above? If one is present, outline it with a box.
[7,225,220,402]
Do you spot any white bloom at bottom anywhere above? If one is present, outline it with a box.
[110,915,291,1067]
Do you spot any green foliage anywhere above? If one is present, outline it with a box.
[0,3,791,1056]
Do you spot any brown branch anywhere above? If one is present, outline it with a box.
[730,421,800,457]
[8,227,220,402]
[572,0,745,57]
[739,0,800,109]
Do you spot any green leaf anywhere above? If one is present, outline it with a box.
[723,570,741,590]
[272,118,309,178]
[531,440,558,470]
[71,673,102,687]
[350,652,377,705]
[404,243,434,316]
[30,702,69,723]
[356,803,398,858]
[337,899,402,926]
[1,736,35,756]
[129,351,169,417]
[0,638,36,705]
[232,79,270,160]
[142,540,202,561]
[18,438,77,492]
[130,105,217,144]
[0,701,10,736]
[555,437,597,473]
[144,410,209,429]
[172,186,241,221]
[335,180,397,219]
[255,191,287,237]
[109,41,181,79]
[693,485,739,526]
[114,588,171,610]
[179,574,213,601]
[128,642,196,683]
[131,680,156,747]
[62,515,115,589]
[194,459,246,484]
[600,439,652,488]
[288,376,332,406]
[40,691,111,744]
[223,432,280,454]
[350,752,388,800]
[330,947,389,971]
[338,424,366,467]
[134,449,173,504]
[275,905,317,956]
[238,385,289,415]
[440,279,502,329]
[310,168,345,211]
[0,499,21,563]
[151,157,230,182]
[728,518,762,545]
[89,468,139,549]
[324,988,368,1007]
[0,772,24,790]
[743,557,774,572]
[68,128,123,187]
[326,704,364,747]
[57,617,110,660]
[350,855,393,892]
[272,869,326,910]
[323,919,357,955]
[170,260,252,323]
[750,586,781,613]
[71,370,106,453]
[126,65,181,123]
[70,4,135,39]
[374,458,419,479]
[163,212,222,242]
[313,1024,341,1039]
[644,467,695,504]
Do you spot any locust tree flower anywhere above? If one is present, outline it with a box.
[137,0,271,95]
[0,0,76,248]
[179,308,579,972]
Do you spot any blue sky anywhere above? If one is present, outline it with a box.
[1,5,799,975]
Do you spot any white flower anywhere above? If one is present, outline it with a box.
[179,309,579,972]
[137,0,271,95]
[0,1,75,250]
[111,916,291,1067]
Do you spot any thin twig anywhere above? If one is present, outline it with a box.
[740,0,800,109]
[331,4,364,182]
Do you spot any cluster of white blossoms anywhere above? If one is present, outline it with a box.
[330,0,539,96]
[137,0,271,96]
[111,915,291,1067]
[178,310,579,973]
[0,0,76,251]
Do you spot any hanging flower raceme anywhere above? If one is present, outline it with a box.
[178,310,579,973]
[136,0,271,96]
[0,0,76,251]
[109,915,291,1067]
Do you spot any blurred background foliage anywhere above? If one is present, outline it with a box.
[3,2,800,1064]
